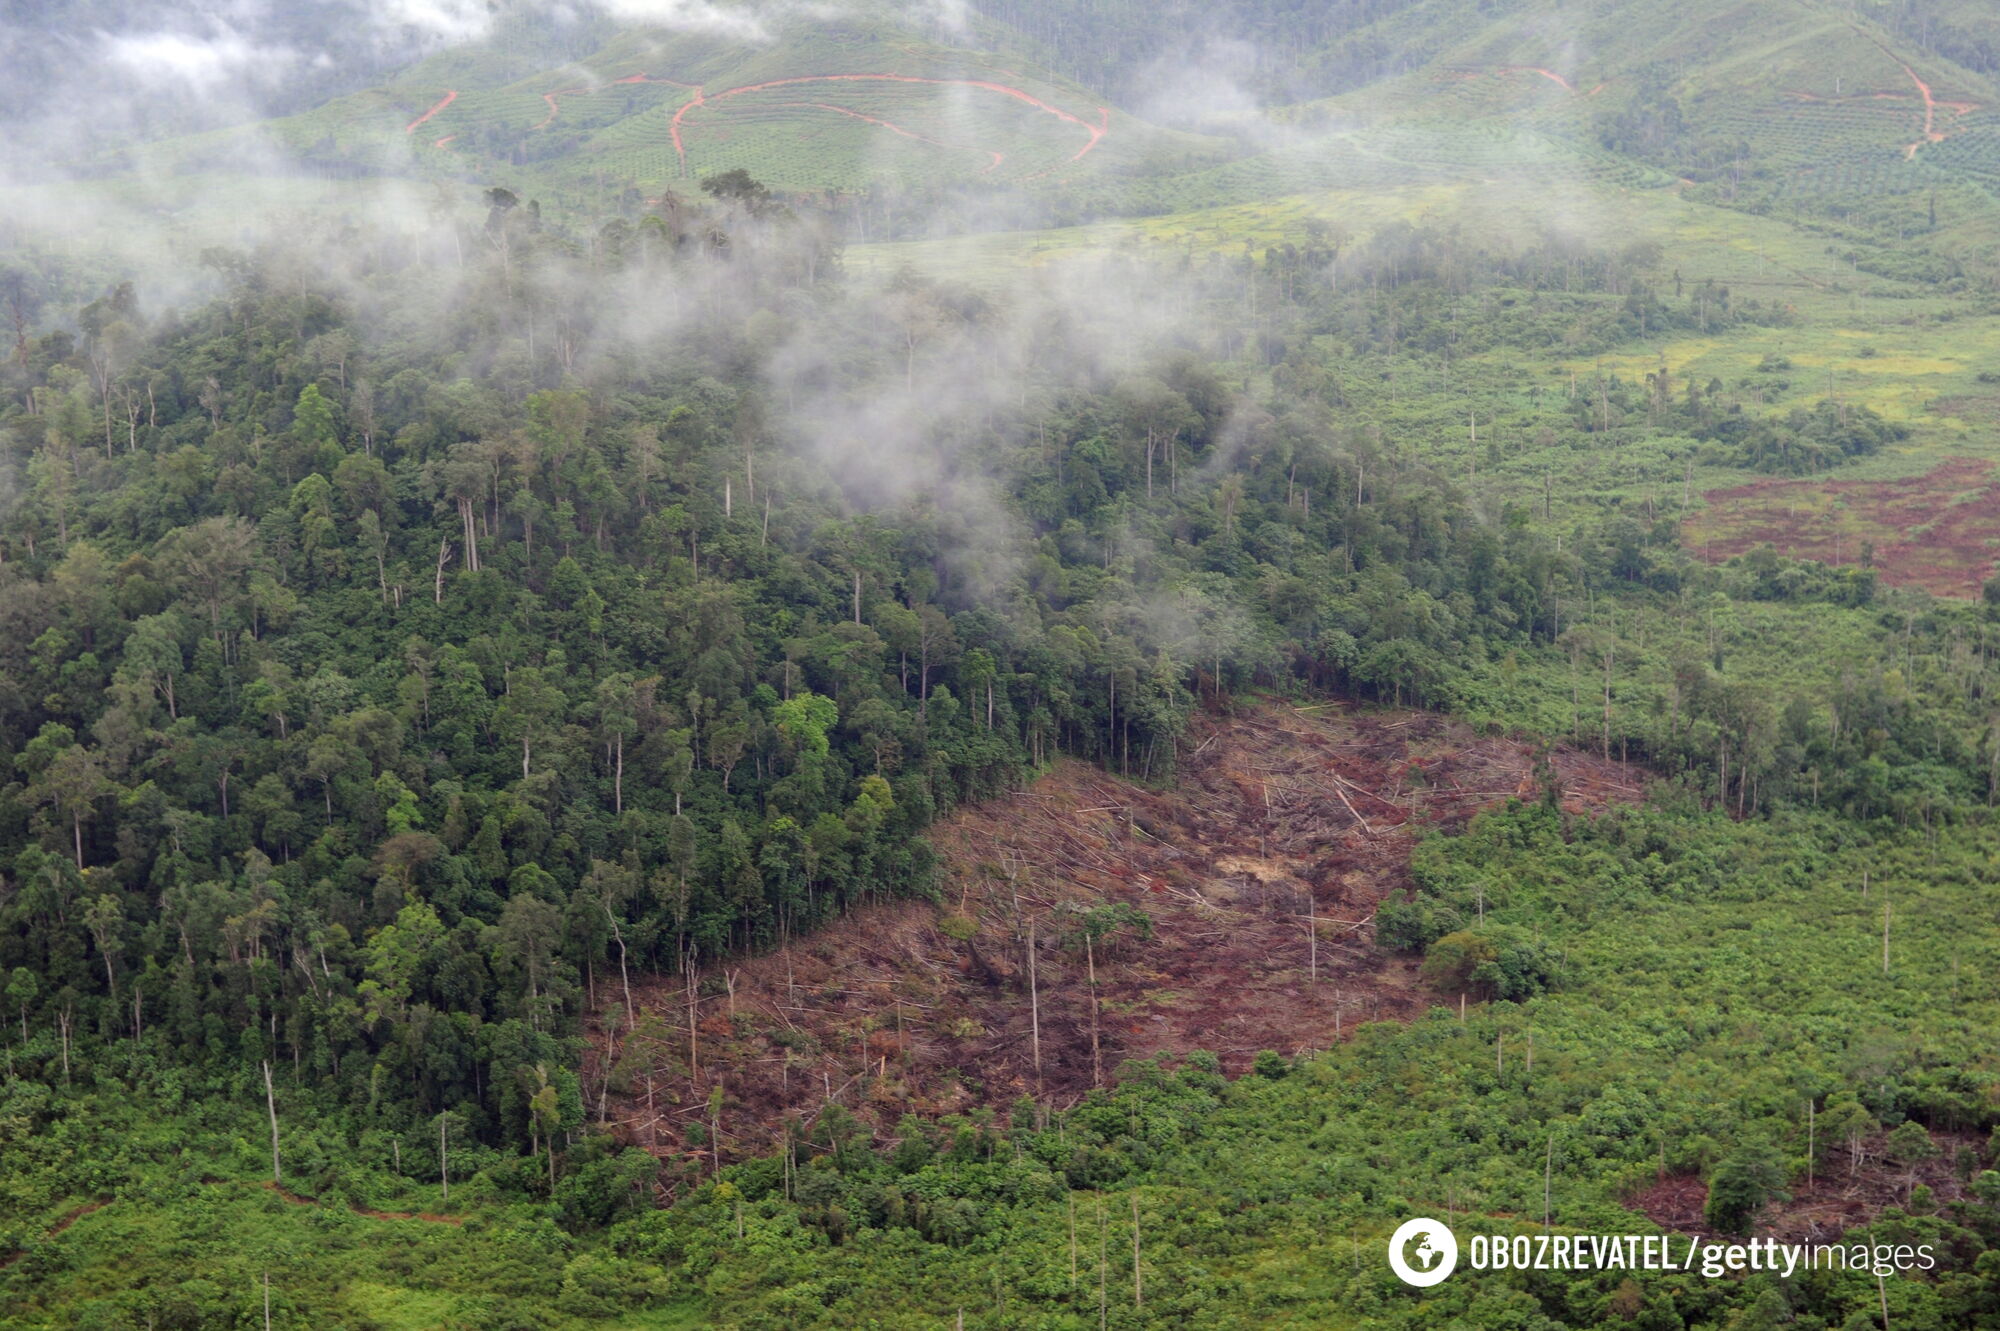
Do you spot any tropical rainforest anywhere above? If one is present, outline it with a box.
[3,0,2000,1327]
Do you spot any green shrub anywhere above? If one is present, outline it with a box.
[1251,1050,1290,1079]
[1704,1140,1789,1235]
[1419,925,1561,1000]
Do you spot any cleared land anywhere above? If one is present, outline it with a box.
[1683,457,2000,596]
[1630,1128,1988,1243]
[587,699,1640,1183]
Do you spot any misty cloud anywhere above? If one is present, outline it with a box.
[372,0,849,48]
[596,0,777,42]
[370,0,503,47]
[99,28,301,93]
[1127,36,1266,129]
[910,0,972,39]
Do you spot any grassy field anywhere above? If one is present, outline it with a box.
[0,1081,697,1330]
[850,160,2000,539]
[851,164,1926,301]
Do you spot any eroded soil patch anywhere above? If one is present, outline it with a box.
[1,1200,109,1269]
[1628,1129,1987,1242]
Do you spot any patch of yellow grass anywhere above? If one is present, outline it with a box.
[845,181,1472,281]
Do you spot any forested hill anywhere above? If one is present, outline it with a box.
[5,156,1998,1156]
[0,181,1549,1146]
[29,0,2000,257]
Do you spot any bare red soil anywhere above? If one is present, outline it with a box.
[0,1199,109,1268]
[1446,67,1598,96]
[534,73,697,131]
[1776,37,1980,158]
[584,700,1641,1184]
[1629,1130,1987,1241]
[404,89,456,135]
[1896,57,1970,157]
[1023,107,1110,182]
[1683,459,2000,598]
[1501,65,1577,92]
[399,69,1102,178]
[1848,31,1982,157]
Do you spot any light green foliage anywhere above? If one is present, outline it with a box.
[293,384,338,452]
[772,692,838,763]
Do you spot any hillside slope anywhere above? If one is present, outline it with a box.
[121,16,1227,207]
[29,0,2000,246]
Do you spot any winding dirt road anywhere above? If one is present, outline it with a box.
[533,72,698,131]
[1784,64,1978,159]
[783,101,1004,172]
[1894,56,1978,157]
[1501,65,1576,92]
[1849,30,1981,158]
[669,72,1107,176]
[404,90,456,134]
[1451,67,1604,98]
[401,69,1107,181]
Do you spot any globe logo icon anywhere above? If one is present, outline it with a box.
[1387,1218,1458,1287]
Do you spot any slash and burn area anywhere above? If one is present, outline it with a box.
[1630,1125,1989,1243]
[1684,457,2000,597]
[588,700,1640,1175]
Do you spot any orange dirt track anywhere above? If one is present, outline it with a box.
[668,72,1106,177]
[404,89,456,134]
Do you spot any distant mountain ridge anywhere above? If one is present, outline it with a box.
[14,0,2000,240]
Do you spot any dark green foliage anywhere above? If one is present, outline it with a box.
[1419,924,1561,1000]
[2,191,1720,1164]
[1704,1140,1789,1235]
[1700,399,1908,475]
[1250,1049,1290,1079]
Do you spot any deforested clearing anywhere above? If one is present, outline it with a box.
[591,700,1642,1175]
[1685,458,2000,597]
